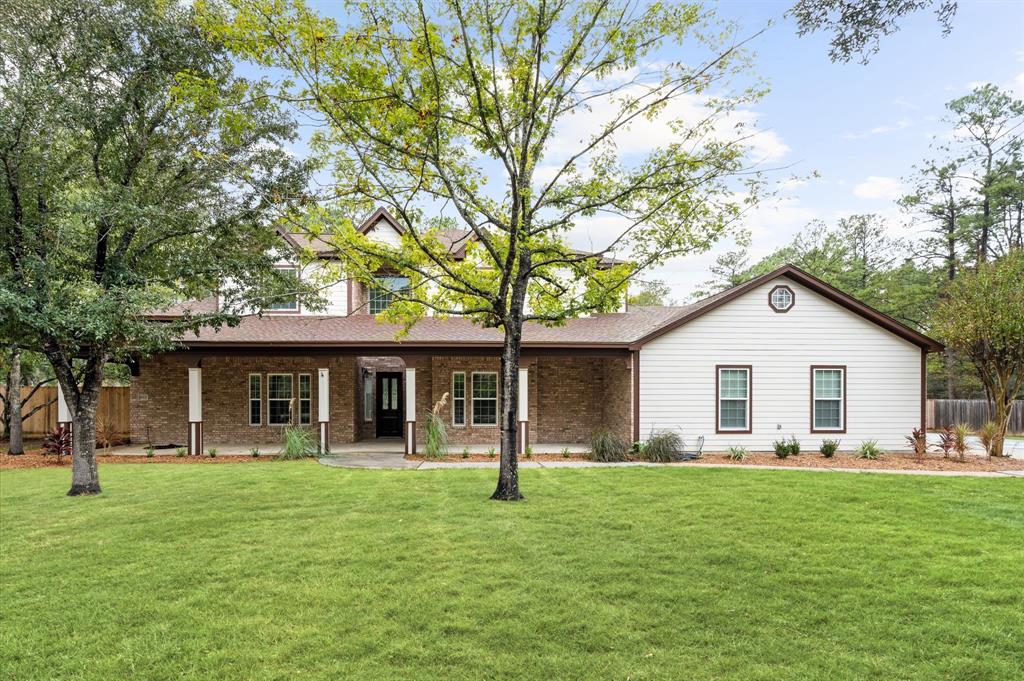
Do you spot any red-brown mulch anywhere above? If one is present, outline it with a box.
[406,451,1024,472]
[0,451,278,470]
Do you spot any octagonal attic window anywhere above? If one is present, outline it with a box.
[769,285,794,313]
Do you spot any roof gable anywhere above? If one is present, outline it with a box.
[633,264,943,352]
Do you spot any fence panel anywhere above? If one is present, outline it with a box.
[927,399,1024,433]
[3,386,131,436]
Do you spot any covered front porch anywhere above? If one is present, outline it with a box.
[129,347,636,457]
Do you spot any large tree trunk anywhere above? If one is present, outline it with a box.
[46,346,105,496]
[7,345,24,455]
[492,316,524,501]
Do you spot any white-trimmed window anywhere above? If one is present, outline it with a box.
[363,374,373,422]
[368,276,410,314]
[248,374,262,426]
[812,367,845,431]
[717,366,751,432]
[266,267,299,312]
[471,372,498,426]
[452,372,466,426]
[267,373,294,425]
[298,373,312,425]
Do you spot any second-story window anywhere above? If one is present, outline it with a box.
[369,276,410,314]
[267,267,299,312]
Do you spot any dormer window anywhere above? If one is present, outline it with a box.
[769,285,794,313]
[369,276,409,314]
[266,266,299,313]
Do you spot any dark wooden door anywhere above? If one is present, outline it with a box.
[375,372,403,437]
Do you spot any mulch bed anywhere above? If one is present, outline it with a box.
[1,451,278,470]
[407,451,1024,472]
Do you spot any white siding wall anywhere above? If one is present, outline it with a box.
[639,277,923,452]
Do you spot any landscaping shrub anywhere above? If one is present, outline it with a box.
[819,439,840,458]
[787,436,801,456]
[424,393,449,459]
[278,426,316,460]
[487,447,496,458]
[937,424,956,459]
[250,447,261,458]
[175,447,186,458]
[953,423,970,461]
[856,440,882,460]
[146,446,155,458]
[978,421,999,457]
[727,446,748,461]
[42,426,71,463]
[905,428,927,460]
[561,447,571,459]
[643,430,682,462]
[773,437,801,458]
[524,446,533,459]
[207,448,217,458]
[591,428,628,462]
[461,447,470,459]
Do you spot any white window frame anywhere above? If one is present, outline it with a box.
[266,266,300,313]
[298,373,312,425]
[812,366,845,432]
[451,372,466,427]
[267,373,294,426]
[248,373,262,426]
[770,286,793,312]
[716,366,751,433]
[470,371,498,427]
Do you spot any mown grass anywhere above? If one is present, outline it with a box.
[2,463,1022,680]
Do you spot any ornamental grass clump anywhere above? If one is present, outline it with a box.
[952,423,971,461]
[590,428,628,462]
[856,440,882,460]
[278,426,316,460]
[424,393,450,459]
[727,446,748,461]
[978,421,999,458]
[643,430,683,462]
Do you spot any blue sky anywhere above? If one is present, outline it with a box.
[292,0,1024,301]
[651,0,1024,298]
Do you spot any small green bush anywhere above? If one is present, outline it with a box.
[278,426,316,460]
[643,430,682,462]
[727,446,748,461]
[175,447,186,458]
[487,447,496,458]
[250,447,260,458]
[207,448,217,458]
[856,440,882,460]
[819,439,840,458]
[590,428,628,462]
[952,423,970,461]
[787,436,801,456]
[145,446,155,458]
[978,421,999,457]
[461,447,470,459]
[561,447,571,459]
[524,446,533,459]
[773,438,791,459]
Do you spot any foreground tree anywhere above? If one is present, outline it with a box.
[206,0,767,499]
[0,0,314,494]
[789,0,958,64]
[933,250,1024,457]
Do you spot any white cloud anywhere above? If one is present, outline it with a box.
[841,118,912,139]
[853,176,904,201]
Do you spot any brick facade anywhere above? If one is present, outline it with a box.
[130,351,632,450]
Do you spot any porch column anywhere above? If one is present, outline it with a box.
[57,383,73,440]
[187,367,203,456]
[517,367,529,455]
[404,367,416,455]
[318,368,330,454]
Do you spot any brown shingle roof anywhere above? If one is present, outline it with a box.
[177,305,692,348]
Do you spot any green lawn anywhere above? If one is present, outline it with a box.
[2,464,1022,680]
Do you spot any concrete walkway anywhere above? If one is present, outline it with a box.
[318,454,1024,477]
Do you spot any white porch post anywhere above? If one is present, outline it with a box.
[518,367,529,455]
[318,368,330,454]
[57,383,73,441]
[404,368,416,455]
[187,368,203,456]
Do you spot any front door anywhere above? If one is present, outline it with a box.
[375,372,403,437]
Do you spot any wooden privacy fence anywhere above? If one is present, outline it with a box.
[1,386,130,437]
[926,399,1024,433]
